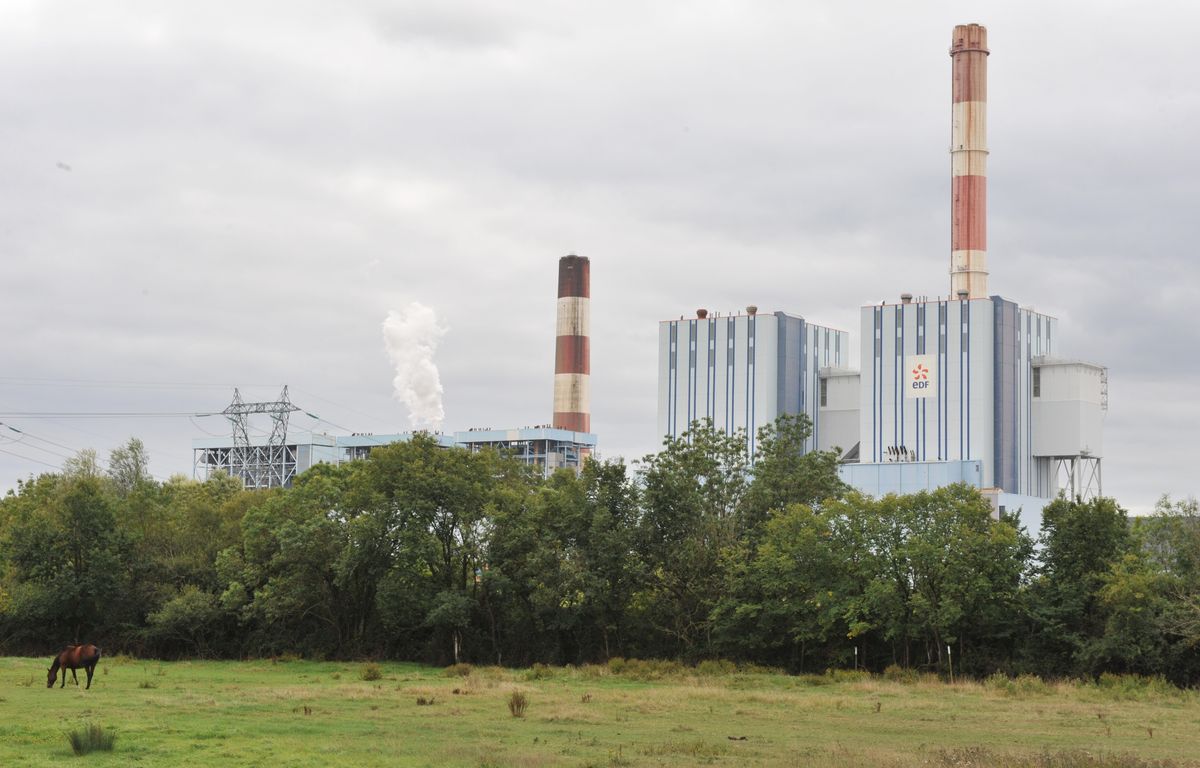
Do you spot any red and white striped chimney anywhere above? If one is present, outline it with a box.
[950,23,989,299]
[553,255,590,433]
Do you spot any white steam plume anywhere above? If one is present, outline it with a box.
[382,303,447,430]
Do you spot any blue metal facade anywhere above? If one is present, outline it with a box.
[657,312,847,458]
[850,296,1056,496]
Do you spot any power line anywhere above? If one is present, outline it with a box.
[301,412,411,449]
[290,387,400,433]
[0,411,211,419]
[0,422,171,483]
[189,415,227,437]
[0,433,76,464]
[0,375,280,390]
[2,422,91,457]
[0,444,62,470]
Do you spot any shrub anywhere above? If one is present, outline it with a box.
[884,664,919,683]
[696,659,737,676]
[524,663,554,681]
[986,672,1050,697]
[66,723,116,755]
[1014,674,1050,695]
[826,669,871,684]
[1094,673,1177,700]
[738,663,780,676]
[623,659,685,680]
[359,663,382,681]
[444,663,473,678]
[416,696,435,706]
[603,657,698,681]
[137,680,157,690]
[508,690,528,717]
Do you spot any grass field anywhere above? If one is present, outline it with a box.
[2,656,1198,767]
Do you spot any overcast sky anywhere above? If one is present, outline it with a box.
[1,0,1196,514]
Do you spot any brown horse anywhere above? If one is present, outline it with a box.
[47,644,102,689]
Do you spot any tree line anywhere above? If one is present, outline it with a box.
[1,418,1197,683]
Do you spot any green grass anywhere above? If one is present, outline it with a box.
[2,657,1199,767]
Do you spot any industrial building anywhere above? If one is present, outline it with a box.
[657,308,850,458]
[193,427,596,488]
[194,256,598,488]
[656,24,1106,523]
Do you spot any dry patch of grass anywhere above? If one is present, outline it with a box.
[641,738,732,758]
[929,747,1191,767]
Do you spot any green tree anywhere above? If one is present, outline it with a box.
[368,434,524,662]
[145,585,224,657]
[712,502,846,669]
[1080,553,1170,676]
[108,437,152,496]
[1134,496,1200,683]
[740,414,847,536]
[483,458,640,665]
[635,420,750,657]
[0,471,130,645]
[1024,496,1132,676]
[821,486,1030,673]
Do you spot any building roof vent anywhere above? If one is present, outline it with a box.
[901,293,913,304]
[746,305,758,316]
[696,308,708,319]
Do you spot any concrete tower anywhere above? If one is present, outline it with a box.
[950,23,989,299]
[553,255,590,432]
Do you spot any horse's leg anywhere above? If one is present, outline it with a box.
[71,668,79,685]
[85,664,94,690]
[60,669,66,688]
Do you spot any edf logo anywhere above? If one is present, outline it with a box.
[906,355,935,399]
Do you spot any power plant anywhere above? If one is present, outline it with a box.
[657,24,1106,523]
[193,256,598,488]
[193,23,1107,522]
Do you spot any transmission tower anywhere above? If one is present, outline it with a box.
[218,386,301,488]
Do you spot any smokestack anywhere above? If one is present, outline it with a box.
[950,23,989,299]
[553,254,590,433]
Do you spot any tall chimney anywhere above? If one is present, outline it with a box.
[950,23,989,299]
[553,255,590,433]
